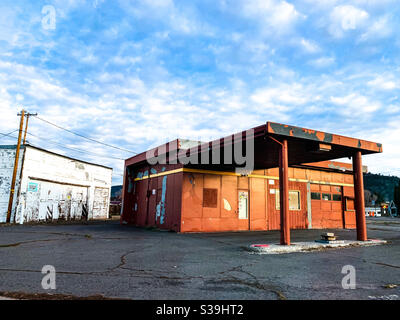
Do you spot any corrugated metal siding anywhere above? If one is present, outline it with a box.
[13,146,112,224]
[343,185,356,229]
[249,177,267,231]
[121,163,183,232]
[310,184,343,229]
[0,147,25,223]
[267,180,307,230]
[180,167,354,233]
[123,163,356,233]
[23,180,89,222]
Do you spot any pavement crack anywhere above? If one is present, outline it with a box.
[374,262,400,269]
[0,238,71,248]
[0,267,110,276]
[111,250,136,271]
[214,276,287,300]
[217,262,286,300]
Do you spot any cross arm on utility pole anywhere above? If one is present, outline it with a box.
[17,111,38,145]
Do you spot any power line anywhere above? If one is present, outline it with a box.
[0,131,125,170]
[25,131,126,161]
[0,129,19,140]
[33,116,138,155]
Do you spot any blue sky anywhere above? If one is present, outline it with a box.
[0,0,399,184]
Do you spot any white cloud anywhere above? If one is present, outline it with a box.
[360,15,392,41]
[329,5,369,38]
[118,0,213,35]
[367,75,398,90]
[384,104,400,114]
[111,56,142,66]
[299,38,321,54]
[241,0,305,35]
[330,93,381,115]
[309,56,336,68]
[250,83,313,108]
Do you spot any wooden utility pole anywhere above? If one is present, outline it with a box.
[22,112,37,144]
[23,114,29,145]
[6,110,25,223]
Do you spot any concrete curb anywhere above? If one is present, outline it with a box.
[248,239,387,254]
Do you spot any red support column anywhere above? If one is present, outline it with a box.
[353,151,367,241]
[279,139,290,245]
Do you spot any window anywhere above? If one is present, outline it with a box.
[289,191,301,210]
[322,193,331,201]
[275,190,301,210]
[203,188,218,208]
[311,192,321,200]
[332,194,342,201]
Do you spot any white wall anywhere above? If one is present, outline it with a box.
[10,146,112,224]
[0,146,24,223]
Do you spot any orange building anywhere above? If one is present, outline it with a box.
[121,122,382,242]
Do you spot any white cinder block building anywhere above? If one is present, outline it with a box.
[0,144,113,224]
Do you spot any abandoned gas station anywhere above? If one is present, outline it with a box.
[121,122,383,245]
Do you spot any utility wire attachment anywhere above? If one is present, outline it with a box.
[33,116,138,155]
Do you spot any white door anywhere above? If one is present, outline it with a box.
[238,191,249,220]
[93,187,109,219]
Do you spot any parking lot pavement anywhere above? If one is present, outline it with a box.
[0,219,399,300]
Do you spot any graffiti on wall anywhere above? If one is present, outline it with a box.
[156,176,167,225]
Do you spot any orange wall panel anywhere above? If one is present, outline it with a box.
[321,172,332,182]
[181,173,203,219]
[344,211,356,229]
[344,174,354,184]
[331,172,345,184]
[343,186,355,197]
[266,168,279,176]
[181,218,202,232]
[310,183,320,192]
[320,185,331,192]
[238,219,249,231]
[238,176,249,190]
[308,169,321,181]
[218,218,239,231]
[220,176,238,218]
[251,219,267,230]
[293,168,307,180]
[250,178,266,221]
[202,218,221,232]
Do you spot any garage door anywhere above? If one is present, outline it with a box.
[24,179,88,222]
[311,184,343,229]
[93,187,109,219]
[268,181,308,230]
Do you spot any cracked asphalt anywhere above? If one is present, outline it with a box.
[0,218,399,300]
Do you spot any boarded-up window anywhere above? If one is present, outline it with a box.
[275,190,301,210]
[203,188,218,208]
[346,198,355,211]
[289,191,301,210]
